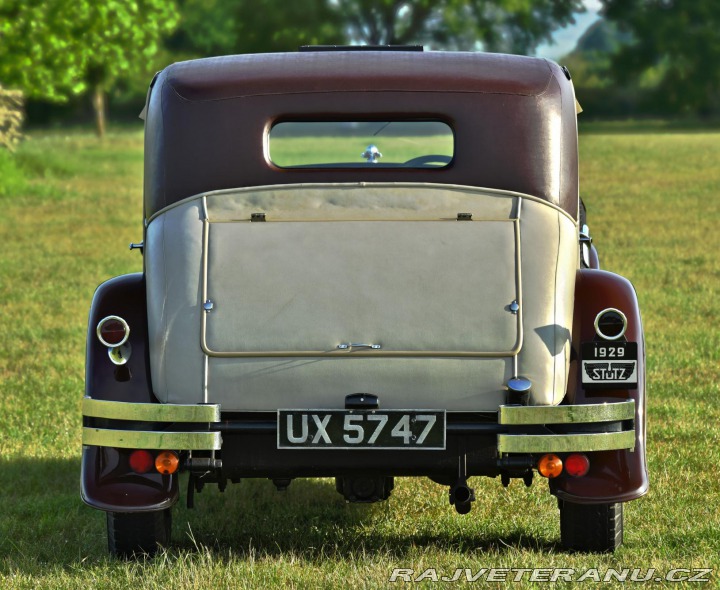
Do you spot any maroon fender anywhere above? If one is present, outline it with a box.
[81,446,177,512]
[550,268,649,504]
[81,273,179,511]
[84,273,156,403]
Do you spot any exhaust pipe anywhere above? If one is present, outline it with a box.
[449,478,476,514]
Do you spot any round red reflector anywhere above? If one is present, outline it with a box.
[155,451,179,475]
[97,316,130,347]
[565,453,590,477]
[538,454,563,478]
[129,450,154,474]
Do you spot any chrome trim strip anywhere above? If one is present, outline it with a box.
[82,428,222,450]
[499,400,635,425]
[82,398,221,423]
[498,430,635,454]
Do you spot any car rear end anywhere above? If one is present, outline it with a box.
[81,49,647,556]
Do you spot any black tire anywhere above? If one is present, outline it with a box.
[107,509,172,558]
[559,501,623,553]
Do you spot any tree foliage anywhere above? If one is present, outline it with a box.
[168,0,584,58]
[0,84,23,151]
[168,0,344,58]
[0,0,591,131]
[601,0,720,115]
[0,0,179,134]
[334,0,584,53]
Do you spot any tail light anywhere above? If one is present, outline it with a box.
[565,453,590,477]
[96,316,130,347]
[594,308,627,340]
[155,451,179,475]
[129,450,154,474]
[537,454,563,478]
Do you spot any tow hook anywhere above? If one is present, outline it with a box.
[449,478,476,514]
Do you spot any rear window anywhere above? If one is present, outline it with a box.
[269,121,453,168]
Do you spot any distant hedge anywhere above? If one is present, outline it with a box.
[0,84,24,151]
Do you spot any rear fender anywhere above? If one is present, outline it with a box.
[550,269,648,504]
[81,273,179,512]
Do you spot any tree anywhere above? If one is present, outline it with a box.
[333,0,585,54]
[167,0,583,61]
[0,0,179,136]
[166,0,344,58]
[601,0,720,115]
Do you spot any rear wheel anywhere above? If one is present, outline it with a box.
[559,500,623,552]
[107,508,171,558]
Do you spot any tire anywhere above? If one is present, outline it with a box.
[107,508,172,558]
[559,501,623,553]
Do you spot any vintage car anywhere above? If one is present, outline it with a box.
[81,47,647,556]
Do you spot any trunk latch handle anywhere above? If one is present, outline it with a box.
[337,343,382,350]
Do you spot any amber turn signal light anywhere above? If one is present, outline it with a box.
[155,451,179,475]
[565,453,590,477]
[537,453,563,478]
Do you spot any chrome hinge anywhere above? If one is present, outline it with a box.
[579,224,592,268]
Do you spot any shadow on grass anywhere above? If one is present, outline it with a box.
[170,476,560,560]
[0,458,558,572]
[0,457,102,568]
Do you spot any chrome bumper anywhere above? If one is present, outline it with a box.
[497,400,636,453]
[82,398,222,450]
[82,398,635,454]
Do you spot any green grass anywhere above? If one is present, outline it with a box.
[270,134,453,166]
[1,128,719,588]
[0,149,28,197]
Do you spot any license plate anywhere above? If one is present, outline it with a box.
[581,341,638,388]
[277,409,446,450]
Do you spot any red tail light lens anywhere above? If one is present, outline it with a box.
[97,316,130,347]
[565,453,590,477]
[129,450,154,474]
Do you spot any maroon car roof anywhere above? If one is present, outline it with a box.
[166,51,554,99]
[143,50,578,218]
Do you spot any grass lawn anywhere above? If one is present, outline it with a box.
[1,127,719,588]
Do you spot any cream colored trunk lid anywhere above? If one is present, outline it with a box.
[145,183,577,412]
